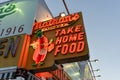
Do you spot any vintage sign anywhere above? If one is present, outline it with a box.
[23,12,89,72]
[0,34,28,68]
[0,0,52,38]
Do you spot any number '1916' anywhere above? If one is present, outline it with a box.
[0,24,24,36]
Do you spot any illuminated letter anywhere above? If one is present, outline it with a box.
[55,29,61,36]
[42,21,49,28]
[72,13,80,21]
[69,34,77,42]
[75,25,82,32]
[49,19,54,26]
[4,36,21,58]
[56,37,62,45]
[54,45,61,56]
[67,27,73,34]
[77,41,85,52]
[64,16,71,22]
[78,32,84,41]
[61,44,68,55]
[62,35,68,43]
[59,17,66,23]
[60,29,66,36]
[38,22,43,29]
[69,43,76,53]
[53,18,58,25]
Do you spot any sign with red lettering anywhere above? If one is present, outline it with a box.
[24,12,89,72]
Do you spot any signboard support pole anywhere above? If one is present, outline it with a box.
[62,0,70,15]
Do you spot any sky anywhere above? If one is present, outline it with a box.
[0,0,120,80]
[45,0,120,80]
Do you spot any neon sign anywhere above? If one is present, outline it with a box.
[33,13,80,31]
[25,12,89,72]
[54,25,85,56]
[0,4,16,18]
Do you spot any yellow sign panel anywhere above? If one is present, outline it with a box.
[0,34,27,68]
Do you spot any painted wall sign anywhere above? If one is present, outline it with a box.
[0,0,52,38]
[0,34,28,68]
[23,12,89,72]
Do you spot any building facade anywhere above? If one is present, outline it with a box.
[0,0,93,80]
